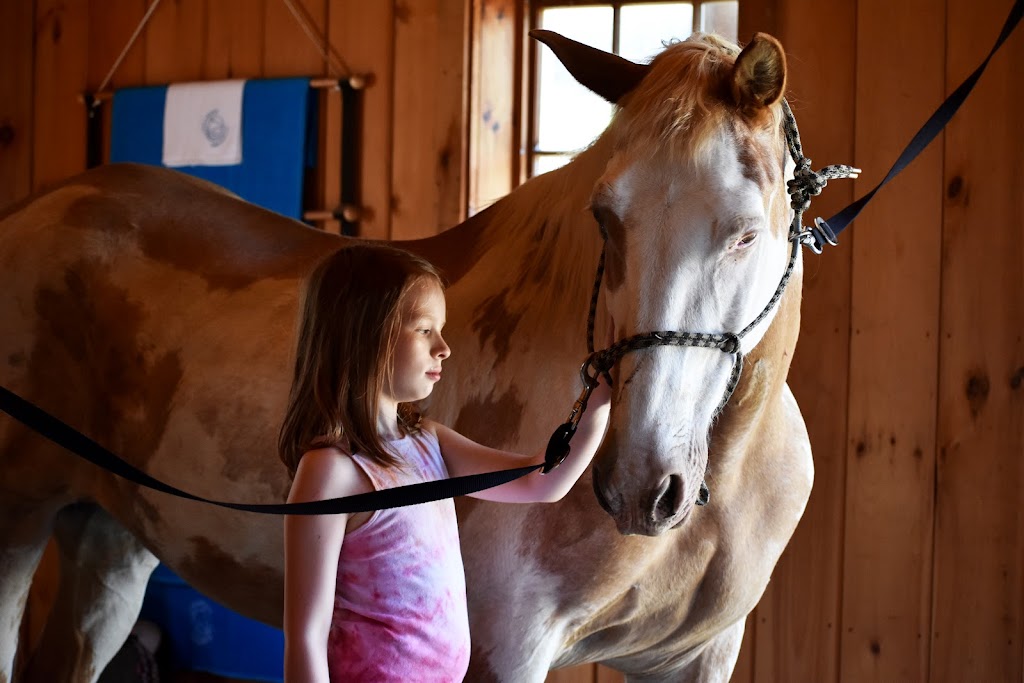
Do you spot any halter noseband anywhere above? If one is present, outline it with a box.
[579,100,859,506]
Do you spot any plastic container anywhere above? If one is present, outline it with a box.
[140,564,284,682]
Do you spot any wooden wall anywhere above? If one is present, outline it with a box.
[0,0,468,240]
[736,0,1024,681]
[3,0,1023,682]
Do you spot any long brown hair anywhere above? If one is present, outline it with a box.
[278,243,444,474]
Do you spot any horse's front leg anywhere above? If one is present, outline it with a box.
[464,592,568,683]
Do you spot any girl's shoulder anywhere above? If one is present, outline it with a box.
[288,446,373,503]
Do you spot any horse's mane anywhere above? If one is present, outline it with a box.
[613,33,783,164]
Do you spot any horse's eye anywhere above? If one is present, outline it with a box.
[591,206,616,239]
[733,232,758,250]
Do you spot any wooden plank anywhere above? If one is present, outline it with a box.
[840,1,944,680]
[390,0,469,240]
[326,0,395,239]
[144,0,207,84]
[933,1,1024,680]
[32,0,89,190]
[263,0,327,77]
[740,1,856,681]
[88,0,148,166]
[730,613,755,683]
[546,665,593,683]
[595,664,624,682]
[0,0,34,209]
[205,0,266,79]
[468,0,517,216]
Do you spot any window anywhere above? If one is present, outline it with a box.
[529,1,739,176]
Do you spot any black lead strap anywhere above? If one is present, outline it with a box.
[0,386,543,515]
[816,0,1023,242]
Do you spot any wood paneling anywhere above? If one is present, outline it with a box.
[264,0,327,77]
[739,1,856,681]
[933,0,1024,680]
[88,0,147,167]
[842,0,944,680]
[327,0,395,239]
[391,0,469,239]
[144,0,207,84]
[0,0,35,209]
[32,0,89,190]
[205,0,266,79]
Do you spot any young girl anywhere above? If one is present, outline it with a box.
[279,243,611,683]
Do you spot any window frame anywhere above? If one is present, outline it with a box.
[525,0,733,178]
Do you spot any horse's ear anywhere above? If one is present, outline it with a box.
[530,29,649,104]
[730,33,787,113]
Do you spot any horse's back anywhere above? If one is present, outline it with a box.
[0,164,338,514]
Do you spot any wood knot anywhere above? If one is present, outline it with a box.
[965,372,990,417]
[1010,366,1024,391]
[946,175,963,199]
[0,123,14,147]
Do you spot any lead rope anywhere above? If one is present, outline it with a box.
[551,100,860,507]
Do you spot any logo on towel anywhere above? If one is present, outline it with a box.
[202,109,229,148]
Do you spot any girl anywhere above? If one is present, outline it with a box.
[279,243,611,683]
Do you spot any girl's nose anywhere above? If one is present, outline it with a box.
[435,335,451,359]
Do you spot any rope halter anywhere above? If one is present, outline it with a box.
[572,99,860,506]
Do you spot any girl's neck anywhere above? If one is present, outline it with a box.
[377,401,402,441]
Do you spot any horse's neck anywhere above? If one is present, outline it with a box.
[415,138,611,350]
[407,139,612,442]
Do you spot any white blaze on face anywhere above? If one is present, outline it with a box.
[593,125,793,518]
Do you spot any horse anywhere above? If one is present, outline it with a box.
[0,30,813,683]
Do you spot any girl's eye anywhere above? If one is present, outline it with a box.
[732,232,758,250]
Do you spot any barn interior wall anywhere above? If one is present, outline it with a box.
[2,1,1021,681]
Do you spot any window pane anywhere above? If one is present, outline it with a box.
[619,3,694,64]
[536,6,614,152]
[700,1,739,43]
[532,153,574,177]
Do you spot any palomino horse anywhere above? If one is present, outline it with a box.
[0,31,813,682]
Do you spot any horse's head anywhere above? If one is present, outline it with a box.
[535,31,795,536]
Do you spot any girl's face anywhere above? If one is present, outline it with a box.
[385,279,450,406]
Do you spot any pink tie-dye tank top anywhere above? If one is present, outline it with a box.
[327,430,470,682]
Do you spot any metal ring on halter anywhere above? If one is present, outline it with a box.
[580,356,600,388]
[719,333,741,355]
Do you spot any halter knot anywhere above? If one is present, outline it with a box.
[787,158,827,213]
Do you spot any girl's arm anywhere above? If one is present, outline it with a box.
[430,377,611,503]
[283,449,362,683]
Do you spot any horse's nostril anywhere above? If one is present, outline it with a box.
[652,474,684,522]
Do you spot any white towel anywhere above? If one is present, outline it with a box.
[162,80,245,167]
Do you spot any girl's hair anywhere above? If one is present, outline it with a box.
[278,243,445,474]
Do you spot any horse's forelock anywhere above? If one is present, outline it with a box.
[612,35,783,166]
